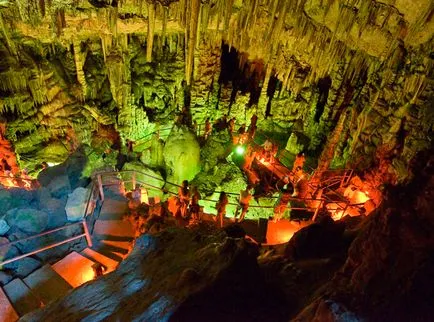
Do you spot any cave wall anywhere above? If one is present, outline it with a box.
[0,0,432,183]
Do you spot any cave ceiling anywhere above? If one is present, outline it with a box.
[0,0,433,183]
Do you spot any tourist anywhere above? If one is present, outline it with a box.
[92,263,105,278]
[178,180,190,218]
[274,188,292,222]
[228,117,236,135]
[243,146,257,171]
[204,118,212,140]
[235,185,252,222]
[215,191,228,228]
[237,124,247,144]
[247,114,258,141]
[292,152,306,172]
[262,139,273,162]
[189,186,201,221]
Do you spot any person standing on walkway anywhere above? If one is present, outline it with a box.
[235,186,252,222]
[292,152,306,172]
[204,118,212,140]
[215,191,229,228]
[189,186,201,221]
[178,180,191,218]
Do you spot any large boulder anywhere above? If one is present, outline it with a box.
[0,218,10,235]
[47,175,71,199]
[285,216,347,260]
[201,131,232,170]
[4,208,49,234]
[163,126,201,184]
[0,189,12,215]
[8,187,36,209]
[20,228,287,322]
[0,236,20,264]
[65,187,90,222]
[121,162,165,198]
[40,197,67,229]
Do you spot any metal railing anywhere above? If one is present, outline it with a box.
[94,169,328,221]
[0,182,100,266]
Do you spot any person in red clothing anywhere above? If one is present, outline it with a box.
[215,191,229,228]
[178,180,191,218]
[189,186,201,221]
[235,185,253,222]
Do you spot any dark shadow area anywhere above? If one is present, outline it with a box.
[314,76,332,122]
[170,242,291,322]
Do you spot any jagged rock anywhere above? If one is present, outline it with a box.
[285,216,347,260]
[65,187,89,222]
[40,197,67,229]
[200,131,232,170]
[21,228,286,321]
[8,187,36,209]
[4,208,49,234]
[121,161,165,198]
[0,236,20,263]
[0,218,10,235]
[0,189,12,216]
[47,174,71,199]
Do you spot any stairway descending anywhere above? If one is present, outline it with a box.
[23,264,72,304]
[52,252,96,288]
[3,278,42,317]
[0,178,136,321]
[92,181,134,260]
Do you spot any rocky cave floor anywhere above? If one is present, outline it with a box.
[0,145,431,321]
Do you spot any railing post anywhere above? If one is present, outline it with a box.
[82,219,93,247]
[312,200,323,222]
[132,172,136,190]
[97,174,104,201]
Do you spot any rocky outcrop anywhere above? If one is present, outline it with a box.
[0,0,431,184]
[20,227,288,321]
[65,187,89,222]
[294,148,434,321]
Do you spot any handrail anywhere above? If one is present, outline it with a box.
[0,222,83,248]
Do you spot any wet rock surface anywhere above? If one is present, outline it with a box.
[20,227,289,322]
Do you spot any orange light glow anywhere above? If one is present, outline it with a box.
[266,220,309,245]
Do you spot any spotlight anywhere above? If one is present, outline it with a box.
[235,145,245,155]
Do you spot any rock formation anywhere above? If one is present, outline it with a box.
[0,0,431,185]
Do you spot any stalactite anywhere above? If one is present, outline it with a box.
[146,2,156,62]
[185,0,200,86]
[73,40,88,101]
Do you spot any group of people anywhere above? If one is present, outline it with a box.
[202,114,258,144]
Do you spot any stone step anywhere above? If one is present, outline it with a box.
[0,287,19,322]
[23,264,72,305]
[3,279,42,317]
[98,198,129,220]
[99,239,132,253]
[80,248,119,274]
[93,219,135,239]
[52,252,96,288]
[91,240,131,261]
